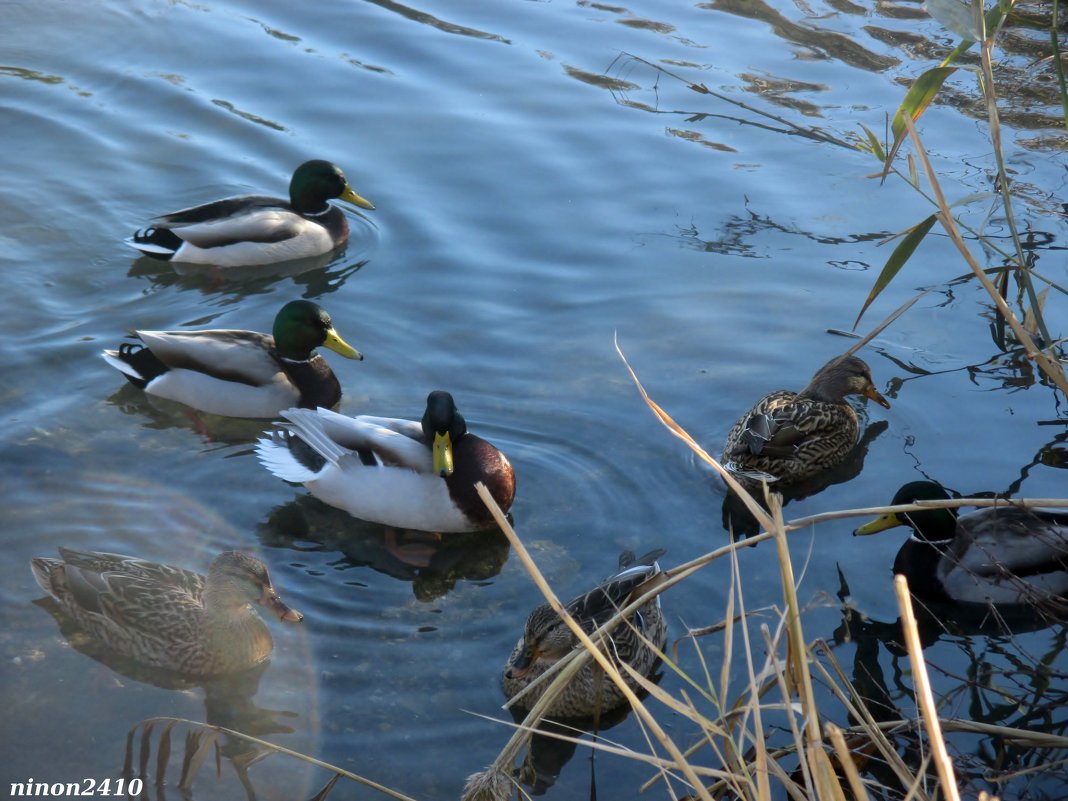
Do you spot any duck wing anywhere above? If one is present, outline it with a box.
[151,196,304,248]
[940,507,1068,603]
[275,407,432,472]
[44,549,205,630]
[727,391,805,458]
[951,508,1068,575]
[133,329,281,385]
[566,550,665,632]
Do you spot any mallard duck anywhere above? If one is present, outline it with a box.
[502,550,666,718]
[30,549,302,676]
[255,390,516,533]
[126,160,374,267]
[722,355,890,483]
[855,480,1068,608]
[102,300,362,419]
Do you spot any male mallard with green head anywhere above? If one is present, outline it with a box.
[856,480,1068,608]
[102,300,362,419]
[723,355,890,483]
[255,390,516,533]
[127,160,374,266]
[502,550,666,719]
[31,549,302,676]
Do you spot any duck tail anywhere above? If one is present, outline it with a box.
[30,557,62,600]
[256,408,349,483]
[126,227,182,260]
[278,408,350,465]
[255,432,324,484]
[101,348,145,383]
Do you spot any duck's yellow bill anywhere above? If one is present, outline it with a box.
[854,512,903,536]
[323,327,363,360]
[433,431,454,477]
[340,184,375,211]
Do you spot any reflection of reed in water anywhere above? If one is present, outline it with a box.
[829,582,1068,801]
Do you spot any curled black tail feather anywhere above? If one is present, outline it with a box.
[113,342,168,388]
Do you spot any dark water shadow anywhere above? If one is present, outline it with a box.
[824,573,1068,799]
[504,671,663,796]
[258,495,511,601]
[721,420,889,538]
[105,385,272,446]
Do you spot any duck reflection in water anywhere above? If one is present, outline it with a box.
[507,701,647,795]
[260,494,511,601]
[828,575,1068,800]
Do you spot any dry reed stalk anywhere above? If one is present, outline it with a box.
[902,113,1068,395]
[825,723,871,801]
[809,646,931,797]
[472,483,714,801]
[614,333,775,532]
[894,575,961,801]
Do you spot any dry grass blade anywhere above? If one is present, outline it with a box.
[768,493,820,746]
[307,773,342,801]
[122,725,135,781]
[138,719,155,780]
[156,720,176,788]
[825,723,871,801]
[894,575,960,801]
[179,730,220,791]
[128,716,419,801]
[476,482,715,801]
[614,332,773,532]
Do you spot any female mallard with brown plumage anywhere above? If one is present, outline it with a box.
[31,549,302,676]
[502,550,666,719]
[255,390,516,533]
[723,355,890,483]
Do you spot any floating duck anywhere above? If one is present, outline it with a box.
[127,160,374,266]
[856,480,1068,608]
[723,354,889,483]
[102,300,362,419]
[31,548,302,676]
[255,390,516,532]
[502,549,666,718]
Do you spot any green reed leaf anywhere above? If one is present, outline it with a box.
[853,214,937,330]
[882,67,957,176]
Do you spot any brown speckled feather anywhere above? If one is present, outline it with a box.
[722,355,888,483]
[502,550,666,718]
[30,549,301,676]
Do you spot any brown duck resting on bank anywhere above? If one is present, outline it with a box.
[722,354,890,484]
[31,549,302,676]
[502,549,667,719]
